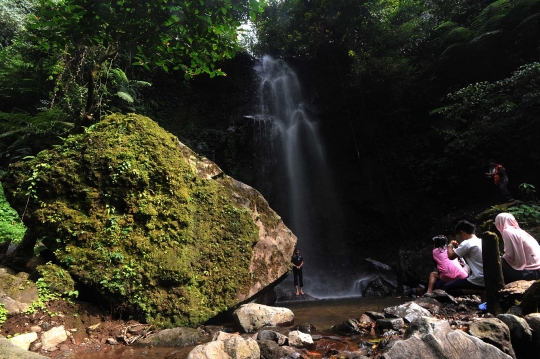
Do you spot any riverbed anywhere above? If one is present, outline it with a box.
[51,297,408,359]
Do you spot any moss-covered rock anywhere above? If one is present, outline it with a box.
[2,114,296,327]
[36,262,75,297]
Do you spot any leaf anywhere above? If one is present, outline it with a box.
[116,91,134,103]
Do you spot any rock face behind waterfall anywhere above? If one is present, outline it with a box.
[2,113,296,327]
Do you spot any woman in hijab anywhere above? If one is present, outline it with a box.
[495,212,540,283]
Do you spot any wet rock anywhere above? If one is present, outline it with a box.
[468,318,515,359]
[288,330,313,348]
[295,322,316,334]
[423,289,458,304]
[136,327,207,347]
[382,301,431,323]
[497,314,532,343]
[41,325,68,351]
[376,318,405,333]
[505,306,522,316]
[256,330,288,345]
[524,313,540,348]
[364,311,385,320]
[106,338,119,345]
[187,336,259,359]
[413,297,443,314]
[383,317,512,359]
[331,319,370,335]
[359,314,374,323]
[0,338,49,358]
[496,313,533,356]
[233,304,294,333]
[378,330,400,350]
[362,276,396,298]
[256,340,302,359]
[9,332,38,350]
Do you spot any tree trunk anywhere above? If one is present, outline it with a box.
[481,231,504,315]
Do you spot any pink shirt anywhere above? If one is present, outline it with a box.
[496,213,540,271]
[432,247,468,283]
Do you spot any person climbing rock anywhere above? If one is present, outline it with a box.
[485,160,514,202]
[291,248,305,295]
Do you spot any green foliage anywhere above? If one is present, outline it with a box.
[507,203,540,228]
[0,109,72,167]
[0,0,36,48]
[2,113,263,328]
[520,183,538,202]
[0,303,7,327]
[0,181,26,246]
[36,262,76,297]
[25,0,264,124]
[102,68,152,114]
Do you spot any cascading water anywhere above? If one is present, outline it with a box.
[250,56,351,297]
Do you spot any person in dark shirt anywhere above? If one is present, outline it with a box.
[486,160,514,202]
[291,249,304,295]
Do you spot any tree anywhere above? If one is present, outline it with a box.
[28,0,265,130]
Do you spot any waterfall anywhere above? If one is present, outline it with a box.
[251,56,350,297]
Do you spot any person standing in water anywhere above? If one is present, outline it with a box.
[291,249,305,295]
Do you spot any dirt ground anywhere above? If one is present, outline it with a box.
[1,299,146,357]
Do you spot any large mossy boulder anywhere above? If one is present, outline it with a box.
[2,114,296,327]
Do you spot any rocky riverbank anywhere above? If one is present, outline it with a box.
[2,281,540,359]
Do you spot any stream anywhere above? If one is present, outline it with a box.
[52,297,407,359]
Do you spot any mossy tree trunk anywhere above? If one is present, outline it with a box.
[481,231,504,315]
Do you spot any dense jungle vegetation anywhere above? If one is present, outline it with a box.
[2,0,540,274]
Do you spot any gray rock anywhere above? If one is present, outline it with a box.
[41,325,68,351]
[413,297,443,314]
[233,304,294,333]
[383,317,512,359]
[364,311,385,320]
[505,306,522,316]
[331,319,370,335]
[525,313,540,348]
[287,330,313,348]
[469,318,515,359]
[0,337,49,358]
[136,327,207,347]
[256,330,288,345]
[0,267,38,314]
[423,289,458,304]
[8,332,38,351]
[257,340,302,359]
[383,301,431,323]
[376,318,405,332]
[187,336,260,359]
[496,314,533,344]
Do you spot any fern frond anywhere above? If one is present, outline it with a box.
[117,91,134,103]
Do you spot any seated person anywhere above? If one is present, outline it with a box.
[443,221,485,297]
[426,235,468,293]
[495,212,540,282]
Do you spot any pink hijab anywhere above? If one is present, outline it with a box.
[495,213,540,271]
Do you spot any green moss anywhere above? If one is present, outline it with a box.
[36,262,75,296]
[2,114,260,327]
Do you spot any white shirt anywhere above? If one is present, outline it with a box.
[454,236,485,286]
